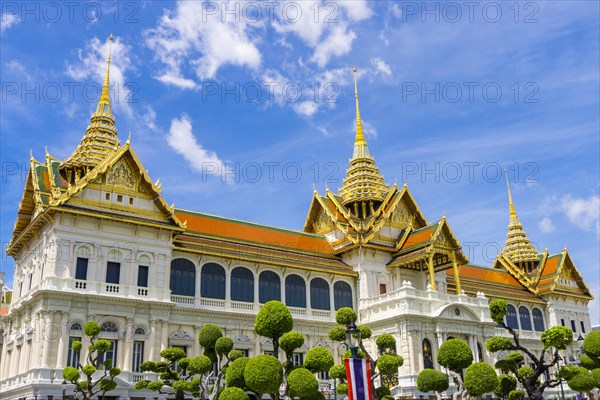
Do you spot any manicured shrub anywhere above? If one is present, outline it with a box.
[199,324,223,348]
[540,326,573,350]
[328,325,346,342]
[188,356,213,375]
[417,369,449,394]
[486,337,514,353]
[288,368,319,397]
[305,347,334,373]
[244,355,283,395]
[438,339,473,371]
[161,347,186,361]
[583,331,600,358]
[375,334,396,350]
[254,301,293,341]
[215,336,234,355]
[63,366,80,381]
[464,362,498,397]
[375,385,391,400]
[280,331,305,355]
[376,354,403,374]
[84,321,101,338]
[219,387,250,400]
[226,357,249,389]
[508,389,525,400]
[335,307,357,325]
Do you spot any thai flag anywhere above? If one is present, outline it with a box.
[344,358,373,400]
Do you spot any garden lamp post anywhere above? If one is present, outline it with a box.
[346,321,361,359]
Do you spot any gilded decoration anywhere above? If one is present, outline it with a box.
[107,159,136,190]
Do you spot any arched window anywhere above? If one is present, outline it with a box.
[519,306,532,331]
[231,267,254,303]
[134,327,146,335]
[310,278,330,310]
[532,308,545,332]
[506,305,519,329]
[422,339,434,369]
[70,323,82,332]
[477,342,484,362]
[101,321,119,333]
[285,275,306,308]
[333,281,353,310]
[170,258,196,296]
[259,271,280,303]
[201,263,226,299]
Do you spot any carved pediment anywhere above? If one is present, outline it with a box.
[107,159,136,190]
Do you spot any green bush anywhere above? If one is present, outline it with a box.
[147,380,164,391]
[417,369,449,394]
[375,386,391,400]
[199,324,223,348]
[94,339,112,353]
[504,352,524,364]
[559,365,581,380]
[486,337,514,353]
[161,347,187,361]
[328,325,347,342]
[540,326,573,350]
[63,366,80,382]
[226,357,249,389]
[376,354,403,374]
[109,367,120,377]
[219,387,250,400]
[375,334,396,350]
[280,331,305,355]
[590,368,600,388]
[288,368,319,397]
[84,321,101,338]
[204,348,217,363]
[300,391,326,400]
[337,383,348,395]
[489,299,508,324]
[188,356,213,375]
[438,339,473,371]
[464,362,498,396]
[172,380,190,392]
[566,367,596,392]
[215,337,234,355]
[99,379,117,392]
[335,307,357,325]
[72,340,82,352]
[495,374,517,397]
[342,349,366,359]
[580,354,600,370]
[305,347,334,373]
[517,366,534,380]
[244,355,283,395]
[83,365,96,376]
[358,325,372,339]
[329,364,346,380]
[583,331,600,358]
[229,350,244,361]
[134,380,148,390]
[255,301,293,341]
[508,389,525,400]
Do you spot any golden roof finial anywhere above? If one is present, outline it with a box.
[502,168,538,265]
[353,66,366,148]
[98,34,113,114]
[505,169,518,225]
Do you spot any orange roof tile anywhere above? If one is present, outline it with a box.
[176,209,335,255]
[402,225,437,249]
[453,264,523,288]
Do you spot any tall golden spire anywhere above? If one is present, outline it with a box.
[61,34,119,177]
[338,67,389,216]
[502,170,539,265]
[352,66,369,158]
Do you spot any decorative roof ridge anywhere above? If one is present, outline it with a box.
[175,207,329,239]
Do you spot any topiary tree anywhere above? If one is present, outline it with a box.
[328,308,404,391]
[304,346,334,375]
[487,299,575,400]
[495,374,518,399]
[244,354,284,399]
[565,331,600,398]
[416,368,449,400]
[254,300,293,358]
[464,361,498,397]
[62,321,121,400]
[287,368,319,398]
[330,364,348,398]
[136,323,228,400]
[220,387,250,400]
[435,338,473,400]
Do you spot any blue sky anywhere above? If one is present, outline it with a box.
[1,1,598,323]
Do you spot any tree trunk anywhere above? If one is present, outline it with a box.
[176,389,185,400]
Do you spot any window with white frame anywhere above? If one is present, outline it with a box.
[97,340,118,369]
[67,337,81,367]
[292,353,304,366]
[132,341,144,372]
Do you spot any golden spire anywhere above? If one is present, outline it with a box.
[338,67,389,214]
[97,33,113,115]
[352,66,368,158]
[61,34,119,175]
[502,170,539,265]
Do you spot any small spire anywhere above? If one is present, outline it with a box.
[505,169,518,225]
[126,131,131,144]
[353,66,366,149]
[98,34,113,115]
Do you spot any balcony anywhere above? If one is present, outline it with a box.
[359,284,491,324]
[170,295,334,321]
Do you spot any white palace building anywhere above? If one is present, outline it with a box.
[0,41,594,400]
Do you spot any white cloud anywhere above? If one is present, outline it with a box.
[1,13,18,33]
[166,114,232,182]
[66,36,135,118]
[371,57,392,77]
[145,0,261,86]
[142,106,158,132]
[389,4,402,19]
[310,24,356,67]
[560,195,599,233]
[539,217,556,233]
[338,1,374,21]
[292,101,318,117]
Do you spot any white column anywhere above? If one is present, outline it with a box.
[56,312,69,368]
[280,275,285,304]
[123,318,134,371]
[329,282,335,313]
[148,320,157,360]
[193,326,200,356]
[195,266,201,298]
[161,320,169,351]
[41,312,54,367]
